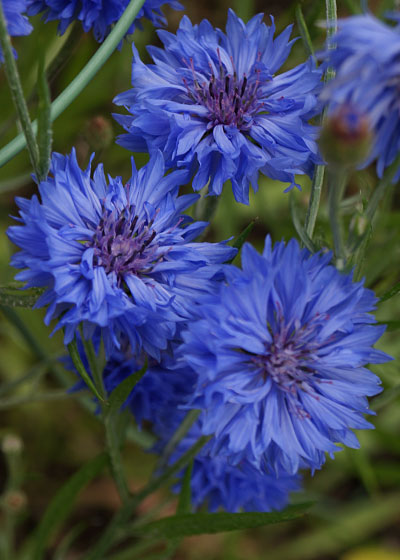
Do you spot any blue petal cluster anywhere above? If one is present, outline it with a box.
[1,0,32,62]
[321,13,400,180]
[100,346,196,426]
[114,9,322,204]
[154,416,300,513]
[26,0,182,42]
[7,150,236,358]
[179,236,390,475]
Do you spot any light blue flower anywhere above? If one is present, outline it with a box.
[26,0,182,42]
[114,9,322,204]
[0,0,32,62]
[321,13,400,180]
[179,236,390,475]
[7,149,236,358]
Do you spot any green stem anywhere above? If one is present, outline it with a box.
[80,332,105,399]
[158,409,200,470]
[0,0,146,169]
[86,436,210,560]
[104,412,131,505]
[67,338,104,402]
[303,0,337,240]
[304,165,325,240]
[328,169,347,266]
[0,24,83,142]
[347,152,400,256]
[0,0,40,174]
[325,0,337,82]
[295,4,316,61]
[0,389,81,410]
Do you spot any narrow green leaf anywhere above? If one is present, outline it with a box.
[37,52,52,182]
[53,523,86,560]
[84,436,210,560]
[230,219,257,254]
[159,409,200,469]
[295,4,316,60]
[107,360,148,416]
[290,192,317,253]
[140,503,312,538]
[0,285,45,308]
[0,0,147,169]
[379,281,400,304]
[376,320,400,332]
[67,338,104,402]
[32,454,107,560]
[177,461,193,515]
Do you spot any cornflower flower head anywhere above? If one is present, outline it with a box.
[0,0,32,62]
[321,13,400,180]
[100,345,196,426]
[179,236,390,475]
[114,9,322,204]
[26,0,182,42]
[7,149,236,358]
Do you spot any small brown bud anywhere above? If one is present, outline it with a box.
[3,490,27,513]
[1,434,23,455]
[84,116,114,152]
[319,105,373,169]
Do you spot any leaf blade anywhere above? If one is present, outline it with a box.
[140,503,313,538]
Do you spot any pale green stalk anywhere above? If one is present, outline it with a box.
[0,0,146,168]
[0,0,39,174]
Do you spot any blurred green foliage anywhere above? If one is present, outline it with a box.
[0,0,399,559]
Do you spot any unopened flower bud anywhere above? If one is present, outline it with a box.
[3,490,27,513]
[319,105,373,168]
[1,434,23,455]
[84,116,113,152]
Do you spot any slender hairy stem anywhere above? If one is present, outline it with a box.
[67,338,104,402]
[327,169,347,266]
[295,4,315,61]
[0,0,146,168]
[303,0,337,240]
[104,412,131,504]
[86,436,210,560]
[80,333,105,399]
[0,24,83,142]
[0,0,40,174]
[304,165,325,240]
[158,409,200,469]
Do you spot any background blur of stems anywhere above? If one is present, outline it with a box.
[0,0,400,559]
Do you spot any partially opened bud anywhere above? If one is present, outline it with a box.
[319,105,373,168]
[84,116,113,152]
[3,490,27,514]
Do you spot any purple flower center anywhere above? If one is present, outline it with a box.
[184,54,263,131]
[250,314,328,412]
[88,207,161,285]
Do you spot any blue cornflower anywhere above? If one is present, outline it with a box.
[114,9,322,204]
[100,345,196,426]
[321,13,400,180]
[26,0,182,42]
[7,149,236,358]
[179,236,390,475]
[0,1,32,62]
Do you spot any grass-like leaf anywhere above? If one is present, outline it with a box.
[32,453,107,560]
[379,281,400,304]
[37,51,52,182]
[106,360,147,416]
[139,503,313,538]
[0,285,44,308]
